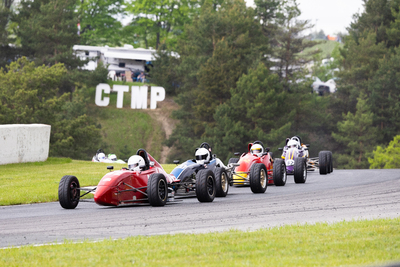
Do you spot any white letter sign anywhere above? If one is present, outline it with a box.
[95,83,110,106]
[113,85,129,108]
[150,87,165,109]
[131,86,148,109]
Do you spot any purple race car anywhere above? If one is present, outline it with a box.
[273,136,308,184]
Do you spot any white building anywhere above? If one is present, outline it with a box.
[73,44,157,80]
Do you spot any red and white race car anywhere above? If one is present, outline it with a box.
[58,149,216,209]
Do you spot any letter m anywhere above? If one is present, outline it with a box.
[131,86,148,109]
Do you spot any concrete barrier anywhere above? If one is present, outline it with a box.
[0,124,51,165]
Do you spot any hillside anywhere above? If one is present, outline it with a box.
[87,83,179,164]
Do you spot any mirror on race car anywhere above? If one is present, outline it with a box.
[107,166,114,171]
[234,152,241,156]
[173,160,180,164]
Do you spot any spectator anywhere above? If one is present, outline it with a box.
[137,71,146,83]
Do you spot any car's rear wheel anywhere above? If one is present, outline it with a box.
[273,158,287,186]
[196,169,216,202]
[148,173,168,206]
[294,157,307,183]
[215,167,229,197]
[319,151,328,175]
[58,175,80,209]
[228,158,239,164]
[250,163,267,193]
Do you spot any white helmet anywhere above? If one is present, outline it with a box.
[287,139,298,148]
[128,155,146,171]
[108,154,117,161]
[98,153,106,161]
[195,148,210,164]
[251,144,263,157]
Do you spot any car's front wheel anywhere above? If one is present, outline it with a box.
[273,158,287,186]
[250,163,268,193]
[214,167,229,197]
[58,175,80,209]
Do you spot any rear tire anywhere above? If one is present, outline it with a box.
[273,158,287,186]
[249,163,268,193]
[196,169,216,202]
[228,158,239,164]
[294,157,307,183]
[214,167,229,197]
[319,151,328,175]
[148,173,168,206]
[58,175,80,209]
[328,151,333,173]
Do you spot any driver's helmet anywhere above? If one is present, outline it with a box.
[108,154,117,161]
[251,144,264,157]
[287,139,298,148]
[98,152,106,161]
[291,136,301,146]
[128,155,146,171]
[195,147,210,164]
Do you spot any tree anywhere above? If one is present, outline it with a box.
[12,0,82,68]
[268,0,317,88]
[0,57,101,159]
[0,0,18,68]
[331,93,378,169]
[77,0,124,47]
[125,0,197,49]
[368,135,400,169]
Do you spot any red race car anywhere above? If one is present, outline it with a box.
[58,149,216,209]
[228,141,280,193]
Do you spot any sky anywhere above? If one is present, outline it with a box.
[246,0,365,35]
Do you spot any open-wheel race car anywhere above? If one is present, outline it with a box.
[277,136,333,180]
[171,142,230,197]
[58,148,217,209]
[275,136,308,184]
[92,148,126,164]
[227,141,277,192]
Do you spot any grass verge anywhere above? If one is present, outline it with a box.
[0,158,175,206]
[1,218,399,267]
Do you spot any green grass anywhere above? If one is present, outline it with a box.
[1,218,399,266]
[95,106,165,160]
[303,40,344,59]
[0,158,175,206]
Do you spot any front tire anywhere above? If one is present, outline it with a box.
[148,173,168,207]
[214,167,229,197]
[196,169,216,202]
[58,175,80,209]
[294,157,307,183]
[250,163,268,193]
[273,159,287,186]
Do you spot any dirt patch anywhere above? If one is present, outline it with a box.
[144,97,179,163]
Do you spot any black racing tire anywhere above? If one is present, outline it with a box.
[58,175,80,209]
[273,158,287,186]
[294,157,307,183]
[214,167,229,197]
[328,151,333,173]
[196,169,216,202]
[148,173,168,206]
[228,158,239,164]
[319,151,328,175]
[249,163,268,193]
[325,151,332,174]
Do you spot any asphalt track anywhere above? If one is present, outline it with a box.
[1,169,400,248]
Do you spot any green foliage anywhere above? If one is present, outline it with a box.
[12,0,82,69]
[0,57,101,160]
[332,93,378,169]
[369,135,400,169]
[77,0,124,46]
[125,0,197,49]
